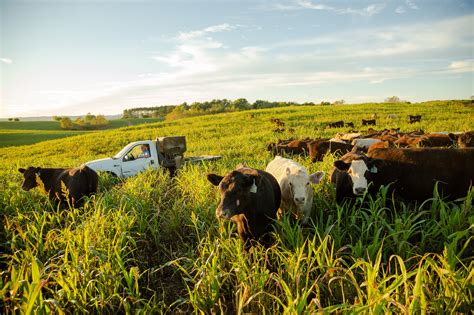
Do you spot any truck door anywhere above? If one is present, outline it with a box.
[121,144,153,178]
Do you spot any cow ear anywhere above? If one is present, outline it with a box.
[334,160,350,171]
[18,168,26,174]
[368,159,384,173]
[36,167,42,175]
[448,133,458,141]
[207,173,223,186]
[309,171,325,184]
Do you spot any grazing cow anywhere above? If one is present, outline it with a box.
[394,135,425,147]
[332,148,474,203]
[334,132,362,142]
[387,114,397,119]
[362,119,376,126]
[327,120,344,128]
[367,140,394,154]
[265,156,325,224]
[207,166,281,248]
[18,165,98,207]
[419,134,455,147]
[308,140,354,162]
[351,138,382,149]
[409,115,422,124]
[268,139,310,156]
[273,128,285,133]
[346,122,355,128]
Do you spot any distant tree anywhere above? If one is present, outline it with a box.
[232,98,250,110]
[333,99,345,105]
[385,96,401,103]
[85,112,95,122]
[75,117,85,126]
[53,115,62,121]
[14,118,20,121]
[93,115,108,126]
[320,101,331,106]
[60,117,73,129]
[122,109,131,119]
[8,118,13,121]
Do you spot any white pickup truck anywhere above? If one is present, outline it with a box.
[85,136,220,178]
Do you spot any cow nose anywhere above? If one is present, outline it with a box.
[216,207,231,219]
[294,197,306,204]
[354,187,366,195]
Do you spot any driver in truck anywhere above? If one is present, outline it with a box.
[138,144,151,158]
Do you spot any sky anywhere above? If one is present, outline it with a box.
[0,0,473,118]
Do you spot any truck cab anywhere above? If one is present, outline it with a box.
[85,136,186,178]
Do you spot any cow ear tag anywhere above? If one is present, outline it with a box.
[250,179,258,193]
[370,166,378,173]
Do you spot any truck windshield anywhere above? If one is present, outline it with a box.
[113,145,134,159]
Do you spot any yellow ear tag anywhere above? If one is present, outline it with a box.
[250,179,257,193]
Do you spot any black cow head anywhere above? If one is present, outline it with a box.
[207,170,259,220]
[18,167,41,190]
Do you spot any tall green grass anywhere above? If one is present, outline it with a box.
[1,100,473,313]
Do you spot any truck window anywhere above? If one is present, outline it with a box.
[124,144,151,161]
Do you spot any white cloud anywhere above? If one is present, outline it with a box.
[406,0,419,10]
[265,0,386,16]
[0,58,13,64]
[395,6,406,14]
[448,59,474,73]
[176,23,235,41]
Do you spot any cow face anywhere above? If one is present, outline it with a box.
[18,167,41,190]
[207,171,257,220]
[334,158,382,195]
[285,167,325,206]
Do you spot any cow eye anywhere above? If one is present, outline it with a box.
[306,182,310,186]
[289,182,293,187]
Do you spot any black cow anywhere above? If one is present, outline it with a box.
[18,165,99,207]
[207,167,281,249]
[327,120,344,128]
[362,119,376,126]
[409,115,422,124]
[346,122,355,128]
[331,148,474,203]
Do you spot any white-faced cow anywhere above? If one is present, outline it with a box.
[331,148,474,204]
[207,166,281,249]
[265,156,325,225]
[18,165,99,207]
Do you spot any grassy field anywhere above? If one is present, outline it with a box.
[0,118,163,148]
[0,100,473,313]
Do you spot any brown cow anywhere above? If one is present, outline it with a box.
[207,167,281,249]
[18,165,98,207]
[308,140,354,162]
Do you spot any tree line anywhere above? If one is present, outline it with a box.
[54,113,109,130]
[122,98,330,121]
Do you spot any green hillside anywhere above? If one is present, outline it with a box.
[0,117,163,148]
[1,100,473,313]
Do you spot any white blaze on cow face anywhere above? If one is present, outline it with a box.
[347,160,369,195]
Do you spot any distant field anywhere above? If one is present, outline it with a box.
[0,117,164,148]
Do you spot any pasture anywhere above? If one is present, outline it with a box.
[1,100,473,313]
[0,118,163,148]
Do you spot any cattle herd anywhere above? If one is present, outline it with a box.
[17,117,474,249]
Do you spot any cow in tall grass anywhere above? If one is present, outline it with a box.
[207,166,281,249]
[331,148,474,203]
[18,165,99,207]
[266,156,325,224]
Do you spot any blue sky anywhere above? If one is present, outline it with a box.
[0,0,473,118]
